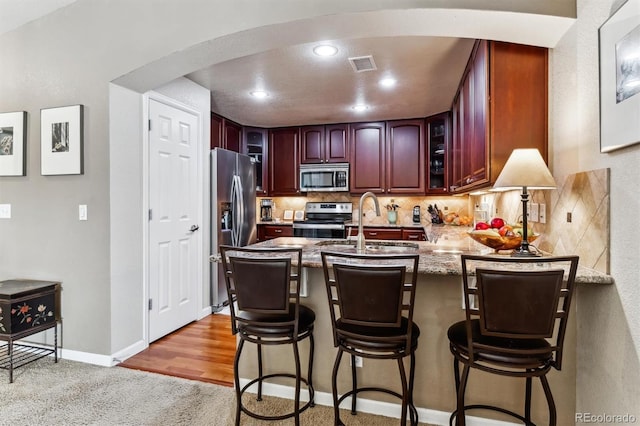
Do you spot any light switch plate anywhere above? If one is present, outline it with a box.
[79,204,88,221]
[0,204,11,219]
[539,204,547,223]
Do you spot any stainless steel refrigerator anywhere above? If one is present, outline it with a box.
[210,148,257,310]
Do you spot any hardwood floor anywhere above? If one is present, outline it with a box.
[118,313,236,387]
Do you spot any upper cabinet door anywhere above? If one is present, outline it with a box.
[211,113,243,153]
[224,119,243,153]
[350,122,386,194]
[300,126,325,163]
[211,113,223,150]
[386,119,425,194]
[300,124,349,163]
[244,127,268,196]
[426,112,449,194]
[324,124,349,163]
[268,127,300,196]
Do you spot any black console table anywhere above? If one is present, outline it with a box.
[0,279,60,383]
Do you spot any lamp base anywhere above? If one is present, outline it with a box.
[511,245,541,257]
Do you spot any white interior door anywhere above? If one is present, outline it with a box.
[148,98,200,342]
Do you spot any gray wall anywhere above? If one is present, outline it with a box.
[550,0,640,417]
[1,0,638,421]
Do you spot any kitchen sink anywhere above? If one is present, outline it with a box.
[315,240,419,253]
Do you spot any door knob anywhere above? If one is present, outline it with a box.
[189,225,200,232]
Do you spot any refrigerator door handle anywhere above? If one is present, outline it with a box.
[230,175,239,246]
[236,175,245,243]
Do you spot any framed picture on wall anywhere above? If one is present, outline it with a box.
[599,0,640,153]
[0,111,27,177]
[41,105,84,175]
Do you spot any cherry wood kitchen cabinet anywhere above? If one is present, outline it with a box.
[401,228,427,241]
[268,127,300,196]
[426,112,450,194]
[386,119,425,194]
[211,113,243,152]
[350,120,426,195]
[257,224,294,242]
[346,226,425,241]
[450,40,548,193]
[244,127,268,196]
[350,122,386,193]
[300,124,349,164]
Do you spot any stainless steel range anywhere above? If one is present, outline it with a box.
[293,202,353,239]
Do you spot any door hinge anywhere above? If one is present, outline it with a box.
[149,209,152,220]
[148,119,152,131]
[148,298,152,310]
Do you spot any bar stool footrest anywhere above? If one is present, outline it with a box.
[239,372,315,421]
[449,404,536,426]
[338,386,418,426]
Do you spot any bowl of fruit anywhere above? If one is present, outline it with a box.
[467,217,538,251]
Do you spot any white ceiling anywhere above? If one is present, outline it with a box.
[0,0,78,36]
[2,1,569,129]
[186,36,476,128]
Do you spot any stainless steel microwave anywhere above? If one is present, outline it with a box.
[299,163,349,192]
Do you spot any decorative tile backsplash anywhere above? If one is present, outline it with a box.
[471,168,610,273]
[257,169,609,274]
[259,193,471,226]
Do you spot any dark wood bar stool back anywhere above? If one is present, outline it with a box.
[321,251,420,426]
[219,245,315,426]
[448,254,579,426]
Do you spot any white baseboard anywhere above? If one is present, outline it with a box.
[199,305,212,319]
[238,378,519,426]
[110,339,148,365]
[59,348,114,367]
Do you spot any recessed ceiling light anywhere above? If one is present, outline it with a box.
[352,104,369,112]
[250,90,269,99]
[313,44,338,56]
[379,77,397,88]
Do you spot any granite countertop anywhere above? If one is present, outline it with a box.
[215,227,613,285]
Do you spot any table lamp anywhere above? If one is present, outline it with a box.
[493,149,556,256]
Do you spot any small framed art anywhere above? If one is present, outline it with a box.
[41,105,84,175]
[599,0,640,153]
[0,111,27,176]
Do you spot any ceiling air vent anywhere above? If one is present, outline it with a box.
[348,55,377,72]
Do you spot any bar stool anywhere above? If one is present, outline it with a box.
[219,245,315,426]
[321,251,420,426]
[448,254,579,426]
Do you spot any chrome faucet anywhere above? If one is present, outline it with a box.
[357,191,381,252]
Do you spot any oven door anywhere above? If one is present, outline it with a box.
[293,223,346,239]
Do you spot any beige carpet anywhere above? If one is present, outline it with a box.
[0,358,434,425]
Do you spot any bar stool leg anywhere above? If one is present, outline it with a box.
[409,352,417,426]
[540,374,556,426]
[525,376,533,424]
[308,333,316,407]
[233,338,245,426]
[332,348,344,426]
[350,353,358,415]
[454,363,470,426]
[293,340,301,426]
[256,340,263,401]
[397,357,408,425]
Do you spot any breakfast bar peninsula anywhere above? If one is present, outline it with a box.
[222,233,612,425]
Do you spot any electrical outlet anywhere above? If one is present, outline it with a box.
[79,204,88,221]
[0,204,11,219]
[355,356,363,368]
[539,204,546,223]
[351,356,363,368]
[529,203,539,222]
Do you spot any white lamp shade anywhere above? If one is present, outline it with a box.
[493,149,556,189]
